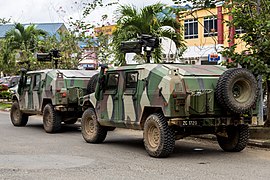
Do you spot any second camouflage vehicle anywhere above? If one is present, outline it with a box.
[10,51,98,133]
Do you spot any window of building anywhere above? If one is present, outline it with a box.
[204,16,218,37]
[184,19,198,39]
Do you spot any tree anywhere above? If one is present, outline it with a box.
[112,3,186,65]
[221,0,270,126]
[4,23,47,69]
[37,31,82,69]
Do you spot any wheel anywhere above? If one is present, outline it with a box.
[217,124,249,152]
[43,104,61,133]
[143,113,175,158]
[86,73,99,94]
[81,108,107,143]
[64,118,78,124]
[10,101,28,126]
[216,68,258,114]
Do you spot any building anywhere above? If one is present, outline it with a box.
[178,3,245,65]
[0,23,68,39]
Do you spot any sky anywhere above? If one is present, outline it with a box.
[0,0,176,25]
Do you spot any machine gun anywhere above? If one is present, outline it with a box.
[36,49,61,69]
[120,34,159,63]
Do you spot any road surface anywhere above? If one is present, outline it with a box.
[0,111,270,180]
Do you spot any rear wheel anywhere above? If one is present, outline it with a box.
[81,108,107,143]
[217,124,249,152]
[10,101,28,126]
[43,104,61,133]
[143,113,175,158]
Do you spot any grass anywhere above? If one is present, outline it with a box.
[0,101,12,110]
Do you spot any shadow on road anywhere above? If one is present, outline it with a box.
[103,135,225,158]
[25,123,81,134]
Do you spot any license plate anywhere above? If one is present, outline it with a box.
[182,120,198,126]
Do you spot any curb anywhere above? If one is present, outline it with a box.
[193,134,270,149]
[248,139,270,149]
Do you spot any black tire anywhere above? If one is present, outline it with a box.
[10,101,28,126]
[86,73,99,94]
[64,118,78,124]
[217,124,249,152]
[43,104,61,133]
[81,108,107,143]
[143,113,175,158]
[216,68,258,114]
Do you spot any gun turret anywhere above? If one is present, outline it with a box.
[36,49,61,68]
[120,34,159,63]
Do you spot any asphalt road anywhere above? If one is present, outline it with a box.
[1,111,270,180]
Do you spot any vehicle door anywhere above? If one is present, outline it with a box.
[32,74,42,111]
[97,72,121,124]
[19,74,33,111]
[122,71,139,125]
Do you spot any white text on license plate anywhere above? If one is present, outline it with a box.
[183,121,198,126]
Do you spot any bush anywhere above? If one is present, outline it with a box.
[0,91,12,100]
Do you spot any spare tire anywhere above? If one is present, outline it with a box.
[216,68,258,114]
[86,73,99,94]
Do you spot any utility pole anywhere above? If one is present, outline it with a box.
[257,0,264,125]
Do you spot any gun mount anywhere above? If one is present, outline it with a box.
[36,49,61,69]
[120,34,159,63]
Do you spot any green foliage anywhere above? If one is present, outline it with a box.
[1,23,47,71]
[172,0,218,8]
[96,32,114,64]
[221,0,270,78]
[0,102,12,110]
[112,3,186,65]
[0,91,12,100]
[63,0,118,65]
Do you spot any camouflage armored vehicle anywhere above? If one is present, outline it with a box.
[80,64,258,157]
[10,68,97,133]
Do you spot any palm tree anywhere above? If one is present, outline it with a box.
[5,23,47,68]
[112,3,185,65]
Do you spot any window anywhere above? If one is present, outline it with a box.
[106,73,119,90]
[33,74,41,90]
[204,16,218,37]
[25,76,32,90]
[184,19,198,39]
[126,72,138,89]
[125,72,138,95]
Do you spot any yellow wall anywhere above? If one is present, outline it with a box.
[179,7,245,53]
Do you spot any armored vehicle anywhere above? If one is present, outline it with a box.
[10,69,97,133]
[81,64,258,158]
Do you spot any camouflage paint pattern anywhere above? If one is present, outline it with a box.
[83,64,228,129]
[18,69,97,115]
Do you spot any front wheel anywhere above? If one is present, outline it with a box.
[81,108,107,143]
[10,101,28,126]
[143,113,175,158]
[43,104,61,133]
[217,124,249,152]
